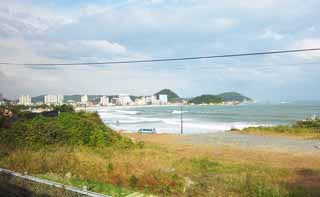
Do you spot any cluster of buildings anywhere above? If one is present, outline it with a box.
[17,95,64,106]
[98,94,168,106]
[18,95,32,106]
[15,94,169,107]
[0,93,4,105]
[44,95,64,105]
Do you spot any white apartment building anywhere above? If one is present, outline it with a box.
[159,94,168,105]
[118,94,133,105]
[19,95,32,106]
[57,95,64,104]
[81,94,89,104]
[100,96,109,106]
[134,97,146,105]
[145,95,159,105]
[44,94,64,105]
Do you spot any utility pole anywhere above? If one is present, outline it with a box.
[180,101,183,134]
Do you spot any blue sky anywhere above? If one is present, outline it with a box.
[0,0,320,101]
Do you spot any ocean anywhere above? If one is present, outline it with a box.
[95,101,320,134]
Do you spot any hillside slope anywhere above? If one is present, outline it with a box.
[154,89,180,101]
[218,92,252,102]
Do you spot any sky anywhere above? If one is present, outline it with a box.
[0,0,320,101]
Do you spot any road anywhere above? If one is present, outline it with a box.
[182,132,320,154]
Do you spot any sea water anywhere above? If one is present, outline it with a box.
[96,101,320,134]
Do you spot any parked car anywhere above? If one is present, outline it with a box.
[138,128,156,134]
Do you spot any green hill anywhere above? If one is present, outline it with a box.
[154,89,180,102]
[32,95,46,103]
[217,92,252,102]
[188,92,252,104]
[188,95,223,104]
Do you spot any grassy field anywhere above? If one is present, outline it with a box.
[1,135,320,196]
[239,118,320,139]
[1,108,320,196]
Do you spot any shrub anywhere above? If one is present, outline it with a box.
[54,104,75,113]
[0,112,131,148]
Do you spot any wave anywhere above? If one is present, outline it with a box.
[114,110,141,115]
[171,110,188,114]
[111,119,160,124]
[97,107,270,134]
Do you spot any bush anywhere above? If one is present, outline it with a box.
[294,118,320,129]
[54,104,75,113]
[0,112,131,148]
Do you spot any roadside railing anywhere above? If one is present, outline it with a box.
[0,168,111,197]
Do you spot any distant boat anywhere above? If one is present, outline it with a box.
[138,128,156,134]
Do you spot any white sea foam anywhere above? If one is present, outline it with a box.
[97,106,272,134]
[114,110,140,115]
[171,110,188,114]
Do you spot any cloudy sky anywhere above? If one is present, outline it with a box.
[0,0,320,101]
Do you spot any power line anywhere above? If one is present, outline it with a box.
[3,61,320,71]
[0,48,319,66]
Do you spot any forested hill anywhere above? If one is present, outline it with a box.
[217,92,253,102]
[188,92,252,104]
[154,89,180,101]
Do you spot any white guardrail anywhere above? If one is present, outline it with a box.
[0,168,111,197]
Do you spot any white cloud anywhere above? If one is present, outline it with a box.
[77,1,238,34]
[76,40,127,54]
[307,26,316,32]
[0,2,75,36]
[259,29,284,41]
[1,0,320,100]
[291,38,320,59]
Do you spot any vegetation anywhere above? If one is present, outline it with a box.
[188,92,252,104]
[188,94,224,104]
[154,89,180,102]
[53,104,75,113]
[217,92,252,102]
[0,112,133,148]
[240,118,320,139]
[1,135,320,196]
[0,106,142,196]
[0,106,319,196]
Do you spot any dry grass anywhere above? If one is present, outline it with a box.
[238,125,320,140]
[1,133,320,196]
[125,133,320,169]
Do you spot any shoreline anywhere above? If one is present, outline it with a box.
[86,105,273,134]
[77,102,255,111]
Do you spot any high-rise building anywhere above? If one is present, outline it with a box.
[134,96,146,105]
[118,94,132,105]
[57,95,64,104]
[19,95,32,106]
[100,96,109,106]
[0,93,3,106]
[145,95,159,105]
[159,94,168,105]
[44,94,64,105]
[81,94,89,104]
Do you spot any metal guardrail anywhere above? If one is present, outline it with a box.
[0,168,111,197]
